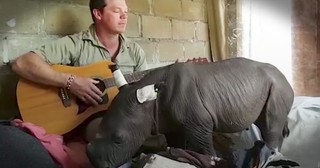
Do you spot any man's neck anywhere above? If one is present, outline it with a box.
[95,26,120,49]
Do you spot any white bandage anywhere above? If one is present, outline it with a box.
[113,69,128,88]
[136,84,157,103]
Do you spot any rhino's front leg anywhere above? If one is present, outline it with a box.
[184,125,216,156]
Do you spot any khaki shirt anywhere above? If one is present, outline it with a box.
[32,24,147,74]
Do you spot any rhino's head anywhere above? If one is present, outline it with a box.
[87,83,161,168]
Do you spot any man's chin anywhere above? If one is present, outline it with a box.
[112,29,125,35]
[117,25,127,32]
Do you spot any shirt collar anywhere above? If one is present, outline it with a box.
[82,24,128,52]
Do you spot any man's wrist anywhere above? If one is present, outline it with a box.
[59,73,74,88]
[66,74,76,90]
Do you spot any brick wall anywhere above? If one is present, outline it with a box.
[0,0,211,68]
[125,0,211,67]
[0,0,210,117]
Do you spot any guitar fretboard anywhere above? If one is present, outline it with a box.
[102,58,209,88]
[103,69,152,88]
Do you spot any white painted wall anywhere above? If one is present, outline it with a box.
[242,0,292,84]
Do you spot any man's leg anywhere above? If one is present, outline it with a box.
[0,125,58,168]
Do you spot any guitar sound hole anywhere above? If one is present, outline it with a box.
[92,78,108,105]
[93,78,106,92]
[76,78,108,114]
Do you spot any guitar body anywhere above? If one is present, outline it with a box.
[16,61,119,135]
[16,58,208,135]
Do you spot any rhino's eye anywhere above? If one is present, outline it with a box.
[112,133,124,144]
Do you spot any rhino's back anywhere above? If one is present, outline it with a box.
[165,58,286,133]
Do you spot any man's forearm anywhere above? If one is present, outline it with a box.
[11,52,70,88]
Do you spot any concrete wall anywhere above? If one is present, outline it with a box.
[0,0,210,118]
[0,0,211,67]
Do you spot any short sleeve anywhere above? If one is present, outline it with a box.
[31,35,80,65]
[132,43,147,71]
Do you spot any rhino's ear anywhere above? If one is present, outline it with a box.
[136,84,158,103]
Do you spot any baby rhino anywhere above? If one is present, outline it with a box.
[87,57,294,168]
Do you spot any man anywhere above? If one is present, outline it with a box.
[12,0,147,106]
[12,0,147,140]
[4,0,147,167]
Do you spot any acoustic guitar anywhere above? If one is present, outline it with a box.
[16,58,208,135]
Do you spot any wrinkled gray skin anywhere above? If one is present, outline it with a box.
[87,57,294,168]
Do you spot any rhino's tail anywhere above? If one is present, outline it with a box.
[282,121,290,138]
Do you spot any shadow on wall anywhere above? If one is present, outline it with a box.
[0,65,20,120]
[0,3,89,119]
[0,3,89,64]
[50,9,82,36]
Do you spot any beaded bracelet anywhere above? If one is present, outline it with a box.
[66,74,76,90]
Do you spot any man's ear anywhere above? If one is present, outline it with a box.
[154,82,166,93]
[93,9,102,21]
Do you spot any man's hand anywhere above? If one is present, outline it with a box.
[68,77,103,106]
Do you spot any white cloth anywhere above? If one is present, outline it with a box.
[113,69,128,88]
[140,154,196,168]
[136,84,157,103]
[220,96,320,167]
[281,96,320,168]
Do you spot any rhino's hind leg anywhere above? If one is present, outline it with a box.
[255,84,293,152]
[184,125,216,156]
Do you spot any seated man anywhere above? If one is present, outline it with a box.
[5,0,147,167]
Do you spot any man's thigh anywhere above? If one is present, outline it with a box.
[0,125,58,168]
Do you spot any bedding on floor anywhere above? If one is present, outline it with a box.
[1,96,318,168]
[212,96,320,168]
[281,96,320,168]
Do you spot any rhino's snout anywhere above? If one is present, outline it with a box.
[86,143,97,167]
[87,142,110,168]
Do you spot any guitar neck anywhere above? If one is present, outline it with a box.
[103,57,209,88]
[103,69,153,88]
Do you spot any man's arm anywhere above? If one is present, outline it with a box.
[11,52,103,105]
[11,52,69,87]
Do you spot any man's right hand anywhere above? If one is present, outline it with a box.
[68,77,103,106]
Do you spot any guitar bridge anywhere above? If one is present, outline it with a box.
[59,88,72,107]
